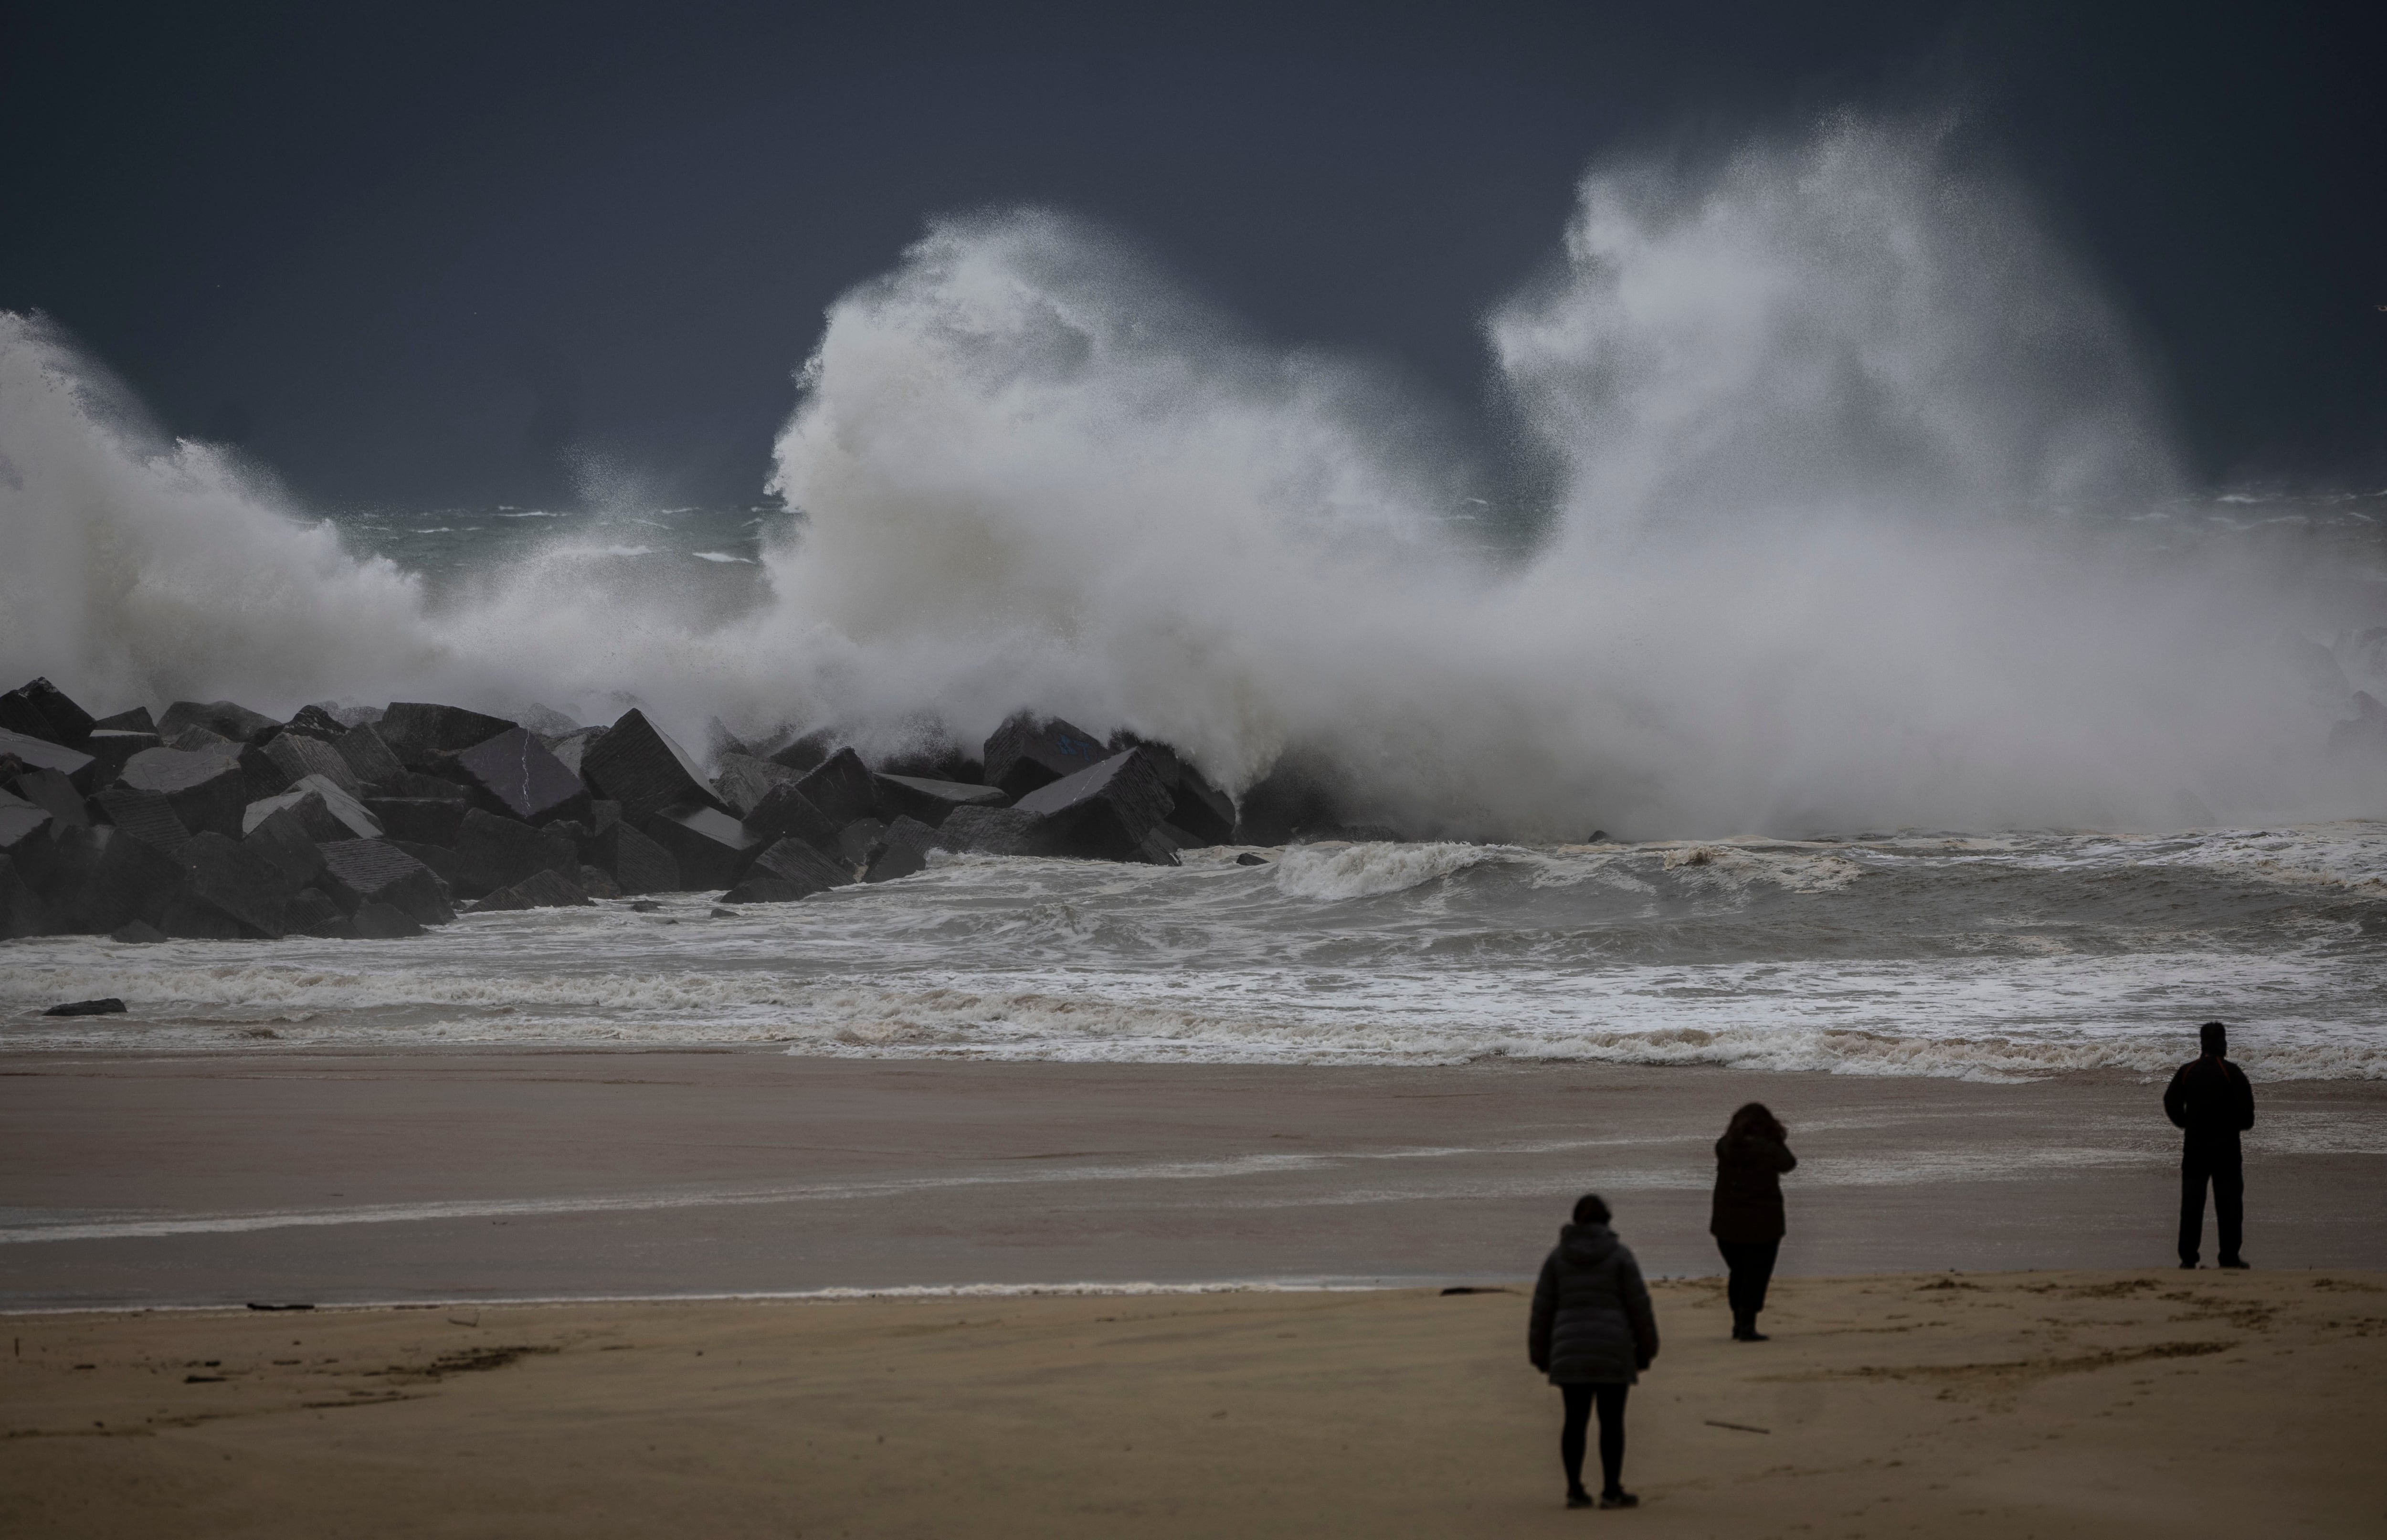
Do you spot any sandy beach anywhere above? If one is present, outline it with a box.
[6,1270,2384,1537]
[6,1051,2384,1533]
[3,1051,2385,1306]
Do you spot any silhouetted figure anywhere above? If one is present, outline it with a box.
[1529,1193,1659,1509]
[2165,1020,2255,1268]
[1711,1101,1796,1340]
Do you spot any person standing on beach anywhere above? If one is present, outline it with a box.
[2165,1020,2256,1269]
[1710,1102,1796,1342]
[1528,1193,1659,1510]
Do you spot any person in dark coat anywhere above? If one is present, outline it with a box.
[1528,1193,1660,1509]
[1710,1102,1796,1341]
[2165,1020,2256,1268]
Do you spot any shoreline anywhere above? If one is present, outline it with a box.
[6,1050,2383,1311]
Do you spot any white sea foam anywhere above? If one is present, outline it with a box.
[2,826,2379,1078]
[0,117,2375,835]
[1271,842,1497,901]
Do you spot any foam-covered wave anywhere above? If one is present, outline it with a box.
[3,826,2381,1079]
[1272,842,1498,901]
[2,117,2379,835]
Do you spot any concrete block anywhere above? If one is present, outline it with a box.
[81,730,160,787]
[1131,824,1186,866]
[8,767,88,829]
[0,677,95,747]
[109,919,168,943]
[584,821,679,895]
[0,802,58,892]
[712,751,796,817]
[281,705,348,740]
[935,805,1046,856]
[1106,732,1234,845]
[467,867,591,912]
[363,797,467,846]
[243,807,327,891]
[120,746,249,838]
[295,775,382,836]
[875,737,982,785]
[982,713,1110,798]
[61,825,184,933]
[872,772,1008,828]
[375,702,521,770]
[542,726,604,776]
[243,777,383,842]
[833,817,887,869]
[263,732,362,796]
[643,802,761,891]
[91,707,156,734]
[167,726,237,755]
[0,726,99,791]
[158,892,245,939]
[284,888,354,938]
[243,788,339,844]
[157,700,279,744]
[378,769,470,802]
[1168,763,1236,846]
[581,709,725,820]
[795,747,880,828]
[388,841,466,896]
[452,807,579,898]
[177,831,291,938]
[234,741,294,803]
[741,781,843,854]
[317,840,455,925]
[91,786,195,855]
[451,727,590,825]
[353,901,424,937]
[0,854,53,938]
[334,723,408,788]
[766,729,839,774]
[866,815,942,883]
[578,865,622,900]
[1009,747,1175,860]
[721,836,852,903]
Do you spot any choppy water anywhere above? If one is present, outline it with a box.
[6,826,2381,1079]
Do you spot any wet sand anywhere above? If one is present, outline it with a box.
[5,1269,2384,1537]
[3,1051,2385,1306]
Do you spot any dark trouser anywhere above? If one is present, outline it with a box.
[1559,1383,1629,1496]
[2178,1143,2244,1265]
[1717,1238,1780,1332]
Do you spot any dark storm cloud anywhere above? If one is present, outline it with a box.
[1,1,2379,508]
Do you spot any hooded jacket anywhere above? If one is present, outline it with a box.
[2164,1054,2255,1152]
[1528,1222,1659,1385]
[1710,1132,1797,1243]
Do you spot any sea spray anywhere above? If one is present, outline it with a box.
[0,116,2376,836]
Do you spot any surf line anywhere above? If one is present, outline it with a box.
[0,1278,1437,1316]
[0,1133,1676,1245]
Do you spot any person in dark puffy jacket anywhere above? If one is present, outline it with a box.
[1528,1193,1659,1509]
[1710,1102,1796,1341]
[2165,1020,2256,1268]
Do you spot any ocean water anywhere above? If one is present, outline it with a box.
[4,117,2386,1079]
[5,826,2381,1079]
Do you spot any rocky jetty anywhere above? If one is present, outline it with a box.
[0,683,1278,942]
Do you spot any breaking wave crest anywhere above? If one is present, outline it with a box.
[2,826,2381,1079]
[0,117,2377,836]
